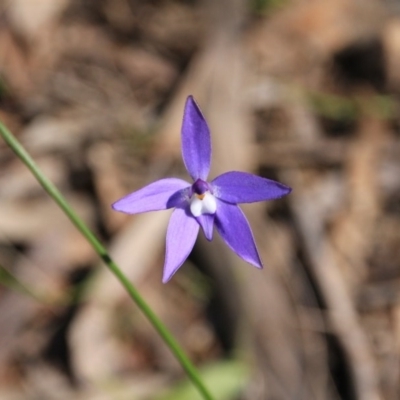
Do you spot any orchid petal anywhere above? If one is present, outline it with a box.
[215,200,263,268]
[112,178,190,214]
[196,214,215,241]
[163,208,199,283]
[181,96,211,180]
[212,171,291,204]
[189,192,217,217]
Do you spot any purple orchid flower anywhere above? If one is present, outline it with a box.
[112,96,291,283]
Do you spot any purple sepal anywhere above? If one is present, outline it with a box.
[181,96,211,181]
[112,178,191,214]
[163,208,199,283]
[212,171,292,204]
[215,200,263,268]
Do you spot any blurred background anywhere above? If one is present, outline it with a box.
[0,0,399,399]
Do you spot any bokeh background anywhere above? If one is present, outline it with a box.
[0,0,400,399]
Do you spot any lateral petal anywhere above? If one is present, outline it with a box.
[181,96,211,181]
[212,171,291,204]
[215,200,263,268]
[112,178,190,214]
[163,208,199,283]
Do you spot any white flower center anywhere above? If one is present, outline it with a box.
[190,192,217,217]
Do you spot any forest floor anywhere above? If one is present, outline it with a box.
[0,1,400,399]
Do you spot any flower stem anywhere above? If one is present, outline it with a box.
[0,121,215,400]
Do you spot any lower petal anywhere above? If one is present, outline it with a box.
[196,214,215,241]
[215,200,263,268]
[163,208,199,283]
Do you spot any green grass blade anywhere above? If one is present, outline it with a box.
[0,121,215,400]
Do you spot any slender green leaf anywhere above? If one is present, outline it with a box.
[154,360,249,400]
[0,121,215,400]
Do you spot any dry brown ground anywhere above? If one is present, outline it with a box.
[0,0,400,399]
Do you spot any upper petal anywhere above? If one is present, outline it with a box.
[215,200,263,268]
[181,96,211,180]
[163,208,199,283]
[112,178,190,214]
[212,171,291,204]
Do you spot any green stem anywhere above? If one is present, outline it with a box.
[0,122,214,400]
